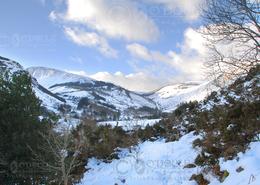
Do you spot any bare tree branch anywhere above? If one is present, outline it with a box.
[30,116,84,185]
[201,0,260,82]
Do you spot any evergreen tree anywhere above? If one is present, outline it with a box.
[0,70,53,184]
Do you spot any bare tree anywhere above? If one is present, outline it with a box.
[201,0,260,81]
[30,122,84,185]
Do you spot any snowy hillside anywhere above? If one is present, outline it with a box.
[28,67,159,120]
[0,56,23,73]
[78,132,260,185]
[1,55,219,120]
[148,82,217,112]
[1,56,219,121]
[32,81,65,112]
[27,67,94,89]
[0,56,65,111]
[28,67,218,117]
[77,65,260,185]
[79,132,200,185]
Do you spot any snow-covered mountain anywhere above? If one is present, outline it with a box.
[27,67,94,89]
[27,67,218,119]
[147,81,217,112]
[0,56,65,112]
[27,67,159,120]
[1,56,217,120]
[0,56,23,73]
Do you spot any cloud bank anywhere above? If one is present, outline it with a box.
[66,70,163,92]
[127,27,207,82]
[51,0,159,42]
[50,0,210,91]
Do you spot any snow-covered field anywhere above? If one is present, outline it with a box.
[78,132,260,185]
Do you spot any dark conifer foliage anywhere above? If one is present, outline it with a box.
[0,70,53,184]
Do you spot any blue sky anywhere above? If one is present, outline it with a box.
[0,0,207,91]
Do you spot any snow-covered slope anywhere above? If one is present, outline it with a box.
[28,67,218,118]
[0,56,23,73]
[148,81,217,112]
[27,67,158,120]
[209,141,260,185]
[78,132,260,185]
[1,56,217,119]
[32,81,65,112]
[27,67,94,88]
[0,56,65,112]
[78,132,200,185]
[77,66,260,185]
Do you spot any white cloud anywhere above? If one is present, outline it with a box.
[126,43,172,65]
[126,27,208,81]
[49,11,58,21]
[126,25,257,85]
[66,70,163,92]
[91,71,163,92]
[65,27,209,91]
[181,28,207,55]
[65,70,89,77]
[145,0,205,20]
[126,43,152,61]
[64,27,118,58]
[53,0,159,42]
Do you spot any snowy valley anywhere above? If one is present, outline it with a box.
[1,56,259,185]
[1,0,259,184]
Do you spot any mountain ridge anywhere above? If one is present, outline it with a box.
[0,56,66,112]
[27,66,160,120]
[1,56,216,120]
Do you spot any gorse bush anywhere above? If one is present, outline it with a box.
[194,65,260,161]
[72,119,139,162]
